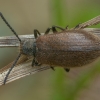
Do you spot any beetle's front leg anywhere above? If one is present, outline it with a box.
[32,29,41,66]
[34,29,41,39]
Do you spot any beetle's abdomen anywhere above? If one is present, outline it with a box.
[36,30,100,67]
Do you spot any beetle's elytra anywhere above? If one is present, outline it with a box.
[0,12,100,84]
[36,30,100,68]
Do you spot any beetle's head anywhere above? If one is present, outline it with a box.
[20,40,37,56]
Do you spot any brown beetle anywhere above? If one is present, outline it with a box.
[0,12,100,84]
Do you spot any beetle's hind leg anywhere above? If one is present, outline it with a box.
[45,26,65,34]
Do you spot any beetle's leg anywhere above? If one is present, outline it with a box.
[45,26,57,34]
[65,25,69,29]
[52,26,58,33]
[32,58,36,66]
[74,23,81,29]
[45,27,52,34]
[32,58,40,66]
[45,26,65,34]
[64,68,70,72]
[32,29,41,66]
[32,51,40,66]
[52,26,65,33]
[34,29,41,39]
[52,25,65,31]
[51,66,55,71]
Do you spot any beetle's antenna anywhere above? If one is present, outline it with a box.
[0,12,21,42]
[3,53,22,85]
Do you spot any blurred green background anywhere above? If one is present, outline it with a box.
[0,0,100,100]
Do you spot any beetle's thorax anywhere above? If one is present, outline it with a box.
[20,40,37,56]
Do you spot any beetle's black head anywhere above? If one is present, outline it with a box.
[21,40,37,56]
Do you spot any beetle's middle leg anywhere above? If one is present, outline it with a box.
[45,26,65,34]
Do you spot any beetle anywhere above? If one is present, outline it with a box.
[0,12,100,84]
